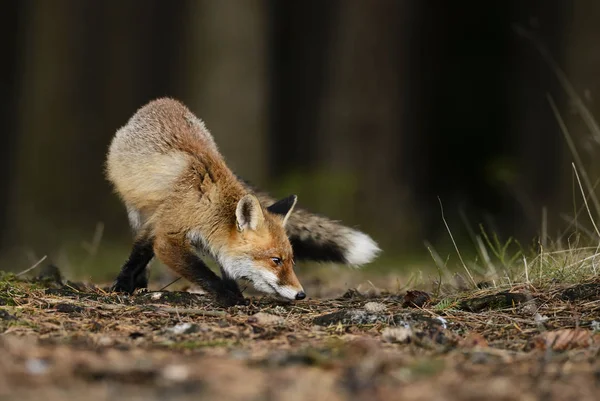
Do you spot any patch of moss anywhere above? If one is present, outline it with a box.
[0,271,18,283]
[0,279,28,306]
[8,319,40,330]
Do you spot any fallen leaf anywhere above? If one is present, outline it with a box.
[459,332,488,348]
[533,328,599,351]
[403,290,431,308]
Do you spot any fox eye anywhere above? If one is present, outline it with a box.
[271,257,282,266]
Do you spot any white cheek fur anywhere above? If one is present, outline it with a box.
[217,254,300,299]
[186,231,301,300]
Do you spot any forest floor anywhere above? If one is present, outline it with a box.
[0,266,599,401]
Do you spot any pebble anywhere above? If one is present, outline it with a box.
[26,358,48,375]
[248,312,285,326]
[162,364,190,382]
[364,302,387,313]
[381,327,413,343]
[167,323,199,335]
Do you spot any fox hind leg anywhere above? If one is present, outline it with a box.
[111,237,155,293]
[112,205,155,293]
[112,205,154,294]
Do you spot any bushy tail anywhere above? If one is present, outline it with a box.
[241,179,381,266]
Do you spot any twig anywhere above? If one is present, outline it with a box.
[82,222,105,269]
[16,255,47,277]
[159,277,182,291]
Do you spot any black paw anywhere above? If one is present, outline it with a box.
[110,275,136,294]
[216,292,248,307]
[221,278,242,295]
[214,282,247,307]
[132,272,149,290]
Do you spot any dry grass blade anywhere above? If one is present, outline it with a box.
[571,163,600,239]
[547,94,600,223]
[159,277,182,291]
[514,25,600,143]
[438,197,476,287]
[16,255,47,277]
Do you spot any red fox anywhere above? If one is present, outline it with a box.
[106,98,380,305]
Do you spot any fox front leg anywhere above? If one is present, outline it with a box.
[153,234,246,306]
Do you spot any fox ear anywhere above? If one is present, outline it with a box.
[236,194,264,231]
[267,195,297,227]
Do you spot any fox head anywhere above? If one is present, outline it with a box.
[219,193,305,300]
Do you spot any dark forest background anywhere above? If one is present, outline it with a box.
[1,1,599,279]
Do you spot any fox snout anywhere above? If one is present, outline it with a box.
[272,264,306,300]
[272,283,306,301]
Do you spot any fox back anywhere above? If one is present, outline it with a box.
[106,98,221,213]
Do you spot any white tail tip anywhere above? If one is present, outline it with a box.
[343,230,381,266]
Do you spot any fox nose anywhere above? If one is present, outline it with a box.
[295,291,306,300]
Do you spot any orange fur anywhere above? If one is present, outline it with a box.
[106,98,303,301]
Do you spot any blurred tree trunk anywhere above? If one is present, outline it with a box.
[508,2,569,242]
[314,0,418,248]
[182,0,269,187]
[7,0,92,255]
[0,1,22,250]
[4,1,187,264]
[267,0,335,174]
[402,2,569,247]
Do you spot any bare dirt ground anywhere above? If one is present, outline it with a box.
[1,268,599,401]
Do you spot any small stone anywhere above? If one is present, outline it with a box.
[382,327,413,343]
[248,312,284,326]
[534,313,549,324]
[96,336,114,347]
[435,316,448,329]
[26,358,48,375]
[521,301,537,315]
[162,364,189,382]
[364,302,386,313]
[167,323,198,335]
